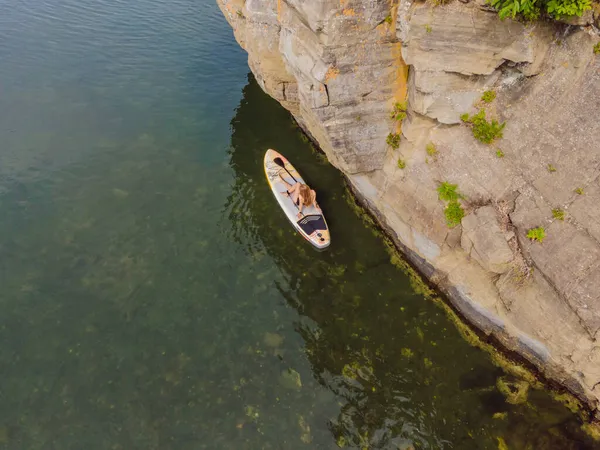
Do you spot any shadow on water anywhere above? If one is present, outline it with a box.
[223,75,599,449]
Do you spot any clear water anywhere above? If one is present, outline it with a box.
[0,0,597,448]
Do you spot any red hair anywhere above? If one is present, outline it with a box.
[299,184,314,206]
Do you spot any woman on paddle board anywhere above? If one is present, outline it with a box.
[279,174,318,219]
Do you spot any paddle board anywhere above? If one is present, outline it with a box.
[264,149,330,250]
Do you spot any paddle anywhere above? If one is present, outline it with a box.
[273,157,298,183]
[273,156,304,216]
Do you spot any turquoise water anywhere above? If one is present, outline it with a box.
[0,0,597,448]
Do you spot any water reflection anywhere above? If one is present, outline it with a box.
[224,76,598,449]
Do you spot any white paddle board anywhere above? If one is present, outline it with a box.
[264,149,330,249]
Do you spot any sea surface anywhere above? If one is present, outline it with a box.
[0,0,597,448]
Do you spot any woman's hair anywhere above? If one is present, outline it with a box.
[299,184,314,206]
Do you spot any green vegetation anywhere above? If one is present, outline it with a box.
[401,348,414,358]
[497,377,529,404]
[575,187,584,195]
[386,132,401,149]
[461,110,505,144]
[425,24,432,33]
[444,201,465,228]
[236,10,245,18]
[437,182,461,201]
[553,391,584,415]
[496,149,505,158]
[481,90,497,103]
[547,164,557,173]
[397,158,406,169]
[582,423,600,441]
[356,115,361,121]
[384,14,393,24]
[594,42,600,55]
[390,101,407,121]
[552,208,565,221]
[439,186,466,227]
[547,0,592,17]
[489,0,591,21]
[426,142,438,158]
[527,227,546,243]
[497,437,509,450]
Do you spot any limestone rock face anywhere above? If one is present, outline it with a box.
[218,0,600,412]
[219,0,406,174]
[461,206,513,274]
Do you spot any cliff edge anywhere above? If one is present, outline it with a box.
[217,0,600,415]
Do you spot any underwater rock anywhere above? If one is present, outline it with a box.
[279,368,302,390]
[263,332,284,348]
[298,415,312,444]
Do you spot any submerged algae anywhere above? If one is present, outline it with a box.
[497,376,529,405]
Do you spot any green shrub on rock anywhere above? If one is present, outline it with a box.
[552,208,565,221]
[444,201,465,228]
[489,0,591,20]
[547,0,591,17]
[437,182,461,201]
[390,101,407,121]
[481,90,496,103]
[426,142,438,158]
[462,110,505,145]
[386,133,401,149]
[527,227,546,243]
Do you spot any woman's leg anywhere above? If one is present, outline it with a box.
[289,183,301,204]
[279,173,294,191]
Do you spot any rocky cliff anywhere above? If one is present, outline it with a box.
[218,0,600,415]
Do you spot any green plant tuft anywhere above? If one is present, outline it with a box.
[460,113,470,122]
[397,158,406,169]
[384,15,392,24]
[547,164,557,173]
[390,101,408,121]
[425,24,432,33]
[386,133,401,149]
[437,182,461,201]
[236,10,245,18]
[496,149,505,158]
[444,201,465,228]
[481,90,497,103]
[426,142,438,157]
[401,348,414,358]
[552,208,565,221]
[489,0,590,21]
[575,187,584,195]
[594,42,600,55]
[527,227,546,243]
[547,0,591,17]
[462,110,505,144]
